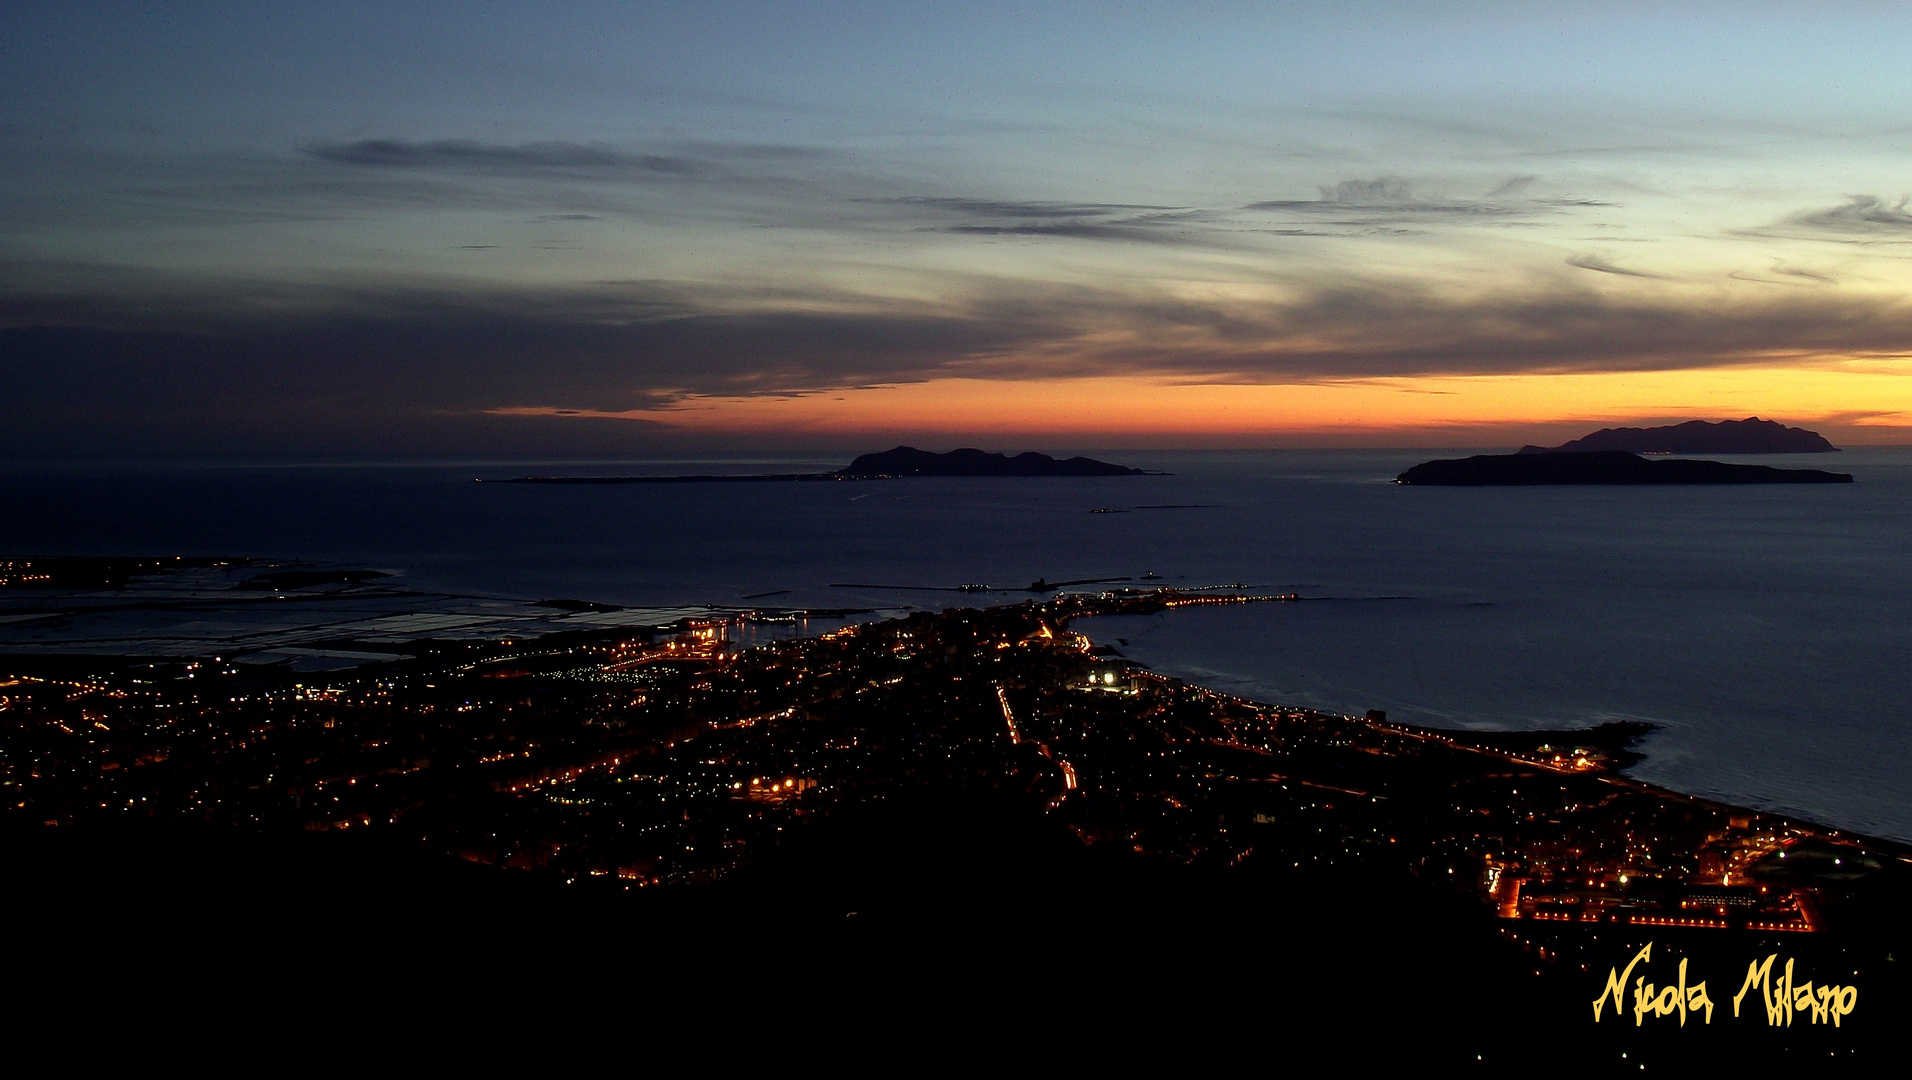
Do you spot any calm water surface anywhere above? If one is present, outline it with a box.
[4,449,1907,840]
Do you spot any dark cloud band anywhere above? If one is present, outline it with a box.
[6,269,1910,453]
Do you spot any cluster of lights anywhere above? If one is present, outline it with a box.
[730,776,813,797]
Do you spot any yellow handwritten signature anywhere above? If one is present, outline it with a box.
[1592,942,1858,1027]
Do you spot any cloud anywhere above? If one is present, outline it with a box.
[22,135,1606,255]
[0,276,1063,452]
[303,137,843,183]
[1732,264,1838,287]
[1773,265,1837,284]
[9,261,1912,454]
[1061,284,1912,388]
[885,196,1205,245]
[1743,195,1912,243]
[1246,178,1529,225]
[4,136,866,235]
[307,138,708,175]
[1486,176,1539,198]
[1790,195,1912,233]
[1566,254,1670,279]
[872,177,1604,246]
[893,197,1167,219]
[943,219,1196,243]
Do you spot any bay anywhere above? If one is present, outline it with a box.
[4,448,1907,840]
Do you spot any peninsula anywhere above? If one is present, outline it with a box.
[494,446,1147,483]
[1398,450,1853,485]
[1518,417,1838,455]
[8,584,1906,1051]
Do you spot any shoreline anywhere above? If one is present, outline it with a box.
[7,582,1907,900]
[3,560,1901,850]
[7,582,1908,1049]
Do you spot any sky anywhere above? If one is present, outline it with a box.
[5,1,1912,455]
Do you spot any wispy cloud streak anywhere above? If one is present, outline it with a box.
[1741,195,1912,244]
[1566,254,1670,279]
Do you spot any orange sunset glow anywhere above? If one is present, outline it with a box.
[10,3,1912,459]
[497,361,1912,447]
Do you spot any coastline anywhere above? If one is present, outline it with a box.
[6,581,1906,1052]
[7,580,1906,913]
[4,564,1901,855]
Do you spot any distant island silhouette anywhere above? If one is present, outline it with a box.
[493,446,1148,484]
[1518,417,1837,455]
[838,446,1144,477]
[1398,450,1853,486]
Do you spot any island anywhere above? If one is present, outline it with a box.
[494,446,1147,483]
[1398,450,1853,485]
[837,445,1144,477]
[1518,417,1838,455]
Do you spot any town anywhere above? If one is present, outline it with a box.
[6,583,1908,1048]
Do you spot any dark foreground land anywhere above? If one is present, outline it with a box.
[6,582,1904,1063]
[1399,450,1854,485]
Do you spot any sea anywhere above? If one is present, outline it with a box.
[4,448,1908,842]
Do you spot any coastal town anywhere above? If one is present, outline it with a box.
[7,579,1903,917]
[4,571,1905,1047]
